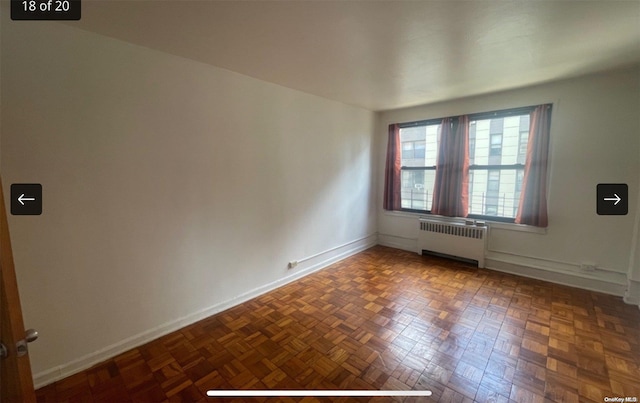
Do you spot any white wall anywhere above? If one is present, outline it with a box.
[377,68,640,298]
[1,21,377,385]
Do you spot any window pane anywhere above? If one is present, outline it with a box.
[400,125,440,168]
[468,168,524,219]
[399,124,439,212]
[400,170,436,211]
[469,114,531,165]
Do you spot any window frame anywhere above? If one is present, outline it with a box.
[396,106,536,222]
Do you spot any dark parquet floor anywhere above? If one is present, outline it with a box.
[35,246,640,402]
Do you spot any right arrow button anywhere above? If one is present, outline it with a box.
[603,193,622,206]
[597,184,628,215]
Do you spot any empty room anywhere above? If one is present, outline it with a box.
[1,1,639,402]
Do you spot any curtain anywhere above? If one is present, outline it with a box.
[431,116,469,217]
[383,124,402,210]
[516,104,551,227]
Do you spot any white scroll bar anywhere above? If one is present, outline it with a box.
[207,390,432,397]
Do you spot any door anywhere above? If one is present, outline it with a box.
[0,176,36,402]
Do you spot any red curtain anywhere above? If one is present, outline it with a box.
[516,105,551,227]
[383,124,402,210]
[431,116,469,217]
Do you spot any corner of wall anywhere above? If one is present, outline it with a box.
[625,153,640,309]
[624,279,640,308]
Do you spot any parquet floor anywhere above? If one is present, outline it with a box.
[36,246,640,402]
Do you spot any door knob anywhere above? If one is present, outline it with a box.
[25,329,38,343]
[16,328,38,357]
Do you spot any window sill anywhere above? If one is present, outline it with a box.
[382,210,547,234]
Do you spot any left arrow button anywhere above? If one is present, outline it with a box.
[10,184,42,215]
[17,194,36,206]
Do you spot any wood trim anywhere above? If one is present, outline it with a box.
[1,176,36,402]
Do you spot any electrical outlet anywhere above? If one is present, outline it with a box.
[288,261,298,269]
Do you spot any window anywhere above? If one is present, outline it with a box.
[395,106,544,221]
[385,104,551,226]
[490,133,502,157]
[399,123,440,211]
[468,111,531,220]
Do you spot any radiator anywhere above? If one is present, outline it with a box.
[417,219,487,268]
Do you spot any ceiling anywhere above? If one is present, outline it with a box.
[65,1,640,111]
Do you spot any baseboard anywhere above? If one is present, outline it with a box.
[33,234,378,389]
[486,256,628,297]
[377,233,418,253]
[377,240,630,300]
[377,240,628,297]
[624,278,640,307]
